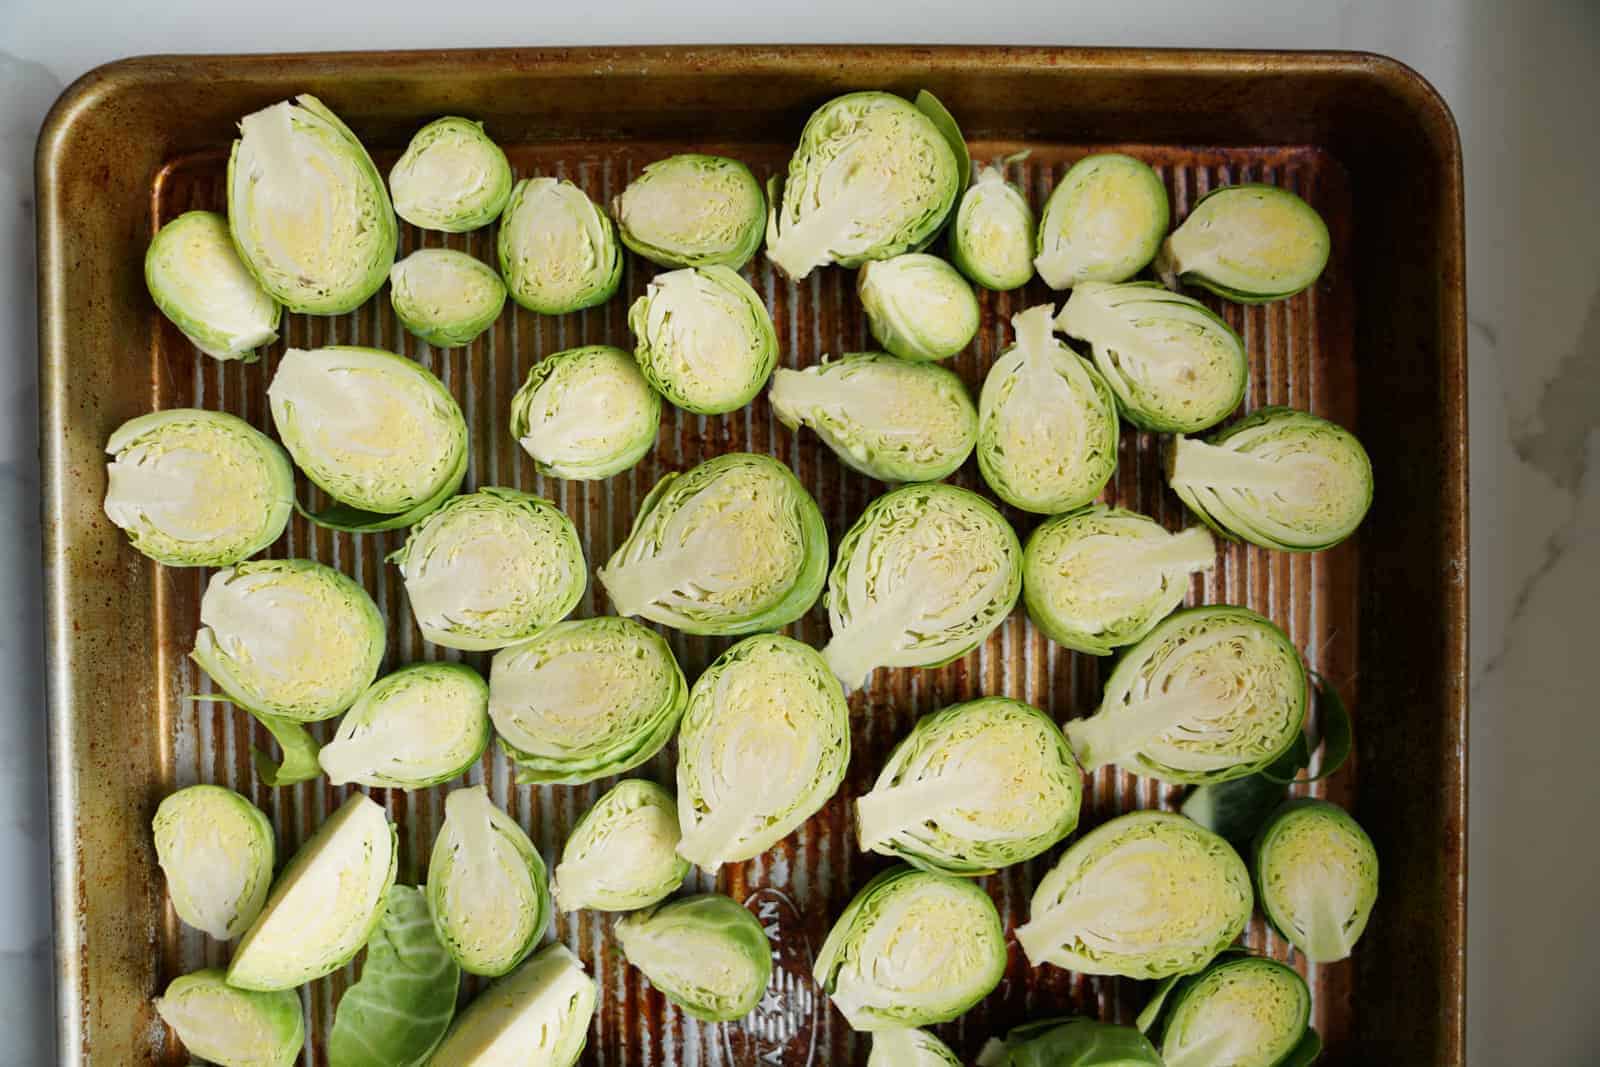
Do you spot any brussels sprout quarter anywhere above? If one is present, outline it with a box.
[615,894,773,1022]
[614,153,766,269]
[104,409,293,568]
[1156,183,1330,303]
[1034,153,1168,289]
[1141,954,1313,1067]
[870,1028,962,1067]
[390,117,514,233]
[152,785,274,940]
[498,176,622,314]
[1254,799,1379,963]
[553,779,689,912]
[950,162,1037,291]
[510,345,661,480]
[975,1018,1163,1067]
[145,211,280,361]
[389,249,507,348]
[857,254,980,362]
[155,969,303,1067]
[628,265,778,415]
[319,663,490,790]
[426,943,596,1067]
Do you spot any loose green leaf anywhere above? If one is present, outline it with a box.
[330,886,460,1067]
[253,714,324,788]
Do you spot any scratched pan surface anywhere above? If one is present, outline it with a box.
[36,47,1468,1066]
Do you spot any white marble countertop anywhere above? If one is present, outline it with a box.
[4,1,1594,1063]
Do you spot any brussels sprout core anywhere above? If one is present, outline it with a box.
[390,116,513,233]
[145,211,280,361]
[1034,153,1168,289]
[614,894,774,1022]
[1254,799,1379,963]
[615,153,766,269]
[950,163,1037,291]
[628,266,778,415]
[552,779,689,912]
[857,254,980,362]
[389,249,507,348]
[153,785,275,940]
[498,176,621,314]
[155,969,304,1067]
[318,662,490,790]
[510,345,661,480]
[1155,183,1330,303]
[427,943,596,1067]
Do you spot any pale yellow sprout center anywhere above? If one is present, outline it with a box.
[106,438,266,544]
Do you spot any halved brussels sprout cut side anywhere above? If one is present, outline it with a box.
[498,176,621,314]
[389,249,507,348]
[1016,811,1251,979]
[191,559,385,722]
[1254,799,1379,963]
[145,210,280,361]
[857,253,980,362]
[1169,406,1374,552]
[1155,183,1330,303]
[153,785,275,940]
[976,1018,1163,1067]
[599,452,828,636]
[1140,954,1314,1067]
[822,482,1021,690]
[1023,506,1215,656]
[1034,153,1168,289]
[510,344,661,480]
[814,865,1005,1031]
[870,1028,963,1066]
[155,969,303,1067]
[489,617,686,785]
[628,265,778,414]
[857,697,1081,876]
[976,305,1119,514]
[228,793,397,991]
[676,634,850,871]
[614,153,766,269]
[426,943,596,1067]
[104,409,293,567]
[552,779,689,912]
[390,116,513,233]
[1056,281,1248,433]
[950,161,1037,291]
[228,94,396,315]
[319,662,490,789]
[769,352,977,483]
[1065,605,1307,784]
[766,90,967,280]
[614,894,773,1022]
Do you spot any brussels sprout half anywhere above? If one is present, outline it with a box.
[318,662,490,790]
[390,116,514,233]
[104,409,293,568]
[614,153,766,269]
[615,894,773,1022]
[145,211,280,361]
[1139,953,1314,1067]
[393,487,586,651]
[814,865,1005,1032]
[427,943,595,1067]
[676,634,850,871]
[489,617,686,785]
[155,969,303,1067]
[510,344,661,480]
[1057,281,1248,434]
[857,697,1081,876]
[599,452,827,636]
[1065,605,1307,785]
[870,1028,963,1067]
[769,352,977,483]
[498,176,621,314]
[1169,406,1374,552]
[1034,153,1168,290]
[552,779,689,913]
[229,794,397,991]
[1254,799,1379,964]
[1023,506,1215,656]
[976,1018,1163,1067]
[153,785,275,941]
[857,253,980,362]
[191,559,385,722]
[268,345,468,532]
[822,482,1021,690]
[766,90,968,280]
[628,265,778,415]
[427,785,551,977]
[1017,811,1251,978]
[389,249,507,348]
[950,162,1037,291]
[228,94,396,315]
[1155,184,1330,303]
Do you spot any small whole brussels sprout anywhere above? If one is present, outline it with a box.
[870,1028,962,1067]
[976,1018,1163,1067]
[426,943,596,1067]
[389,116,513,233]
[599,452,828,636]
[392,487,586,651]
[509,344,661,480]
[389,249,507,348]
[977,304,1119,514]
[427,785,551,977]
[769,352,977,483]
[822,482,1021,690]
[1155,184,1330,303]
[949,161,1037,291]
[228,94,396,315]
[857,253,980,362]
[1253,799,1379,963]
[1138,953,1315,1067]
[1169,406,1374,552]
[154,969,304,1067]
[814,865,1005,1031]
[614,153,766,269]
[766,90,968,280]
[152,785,275,940]
[627,265,778,415]
[489,617,686,785]
[145,210,280,361]
[1023,506,1216,656]
[498,176,622,314]
[1034,153,1168,289]
[552,779,689,912]
[614,894,773,1022]
[675,634,850,871]
[318,662,490,790]
[1016,810,1252,979]
[191,559,385,722]
[103,409,293,567]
